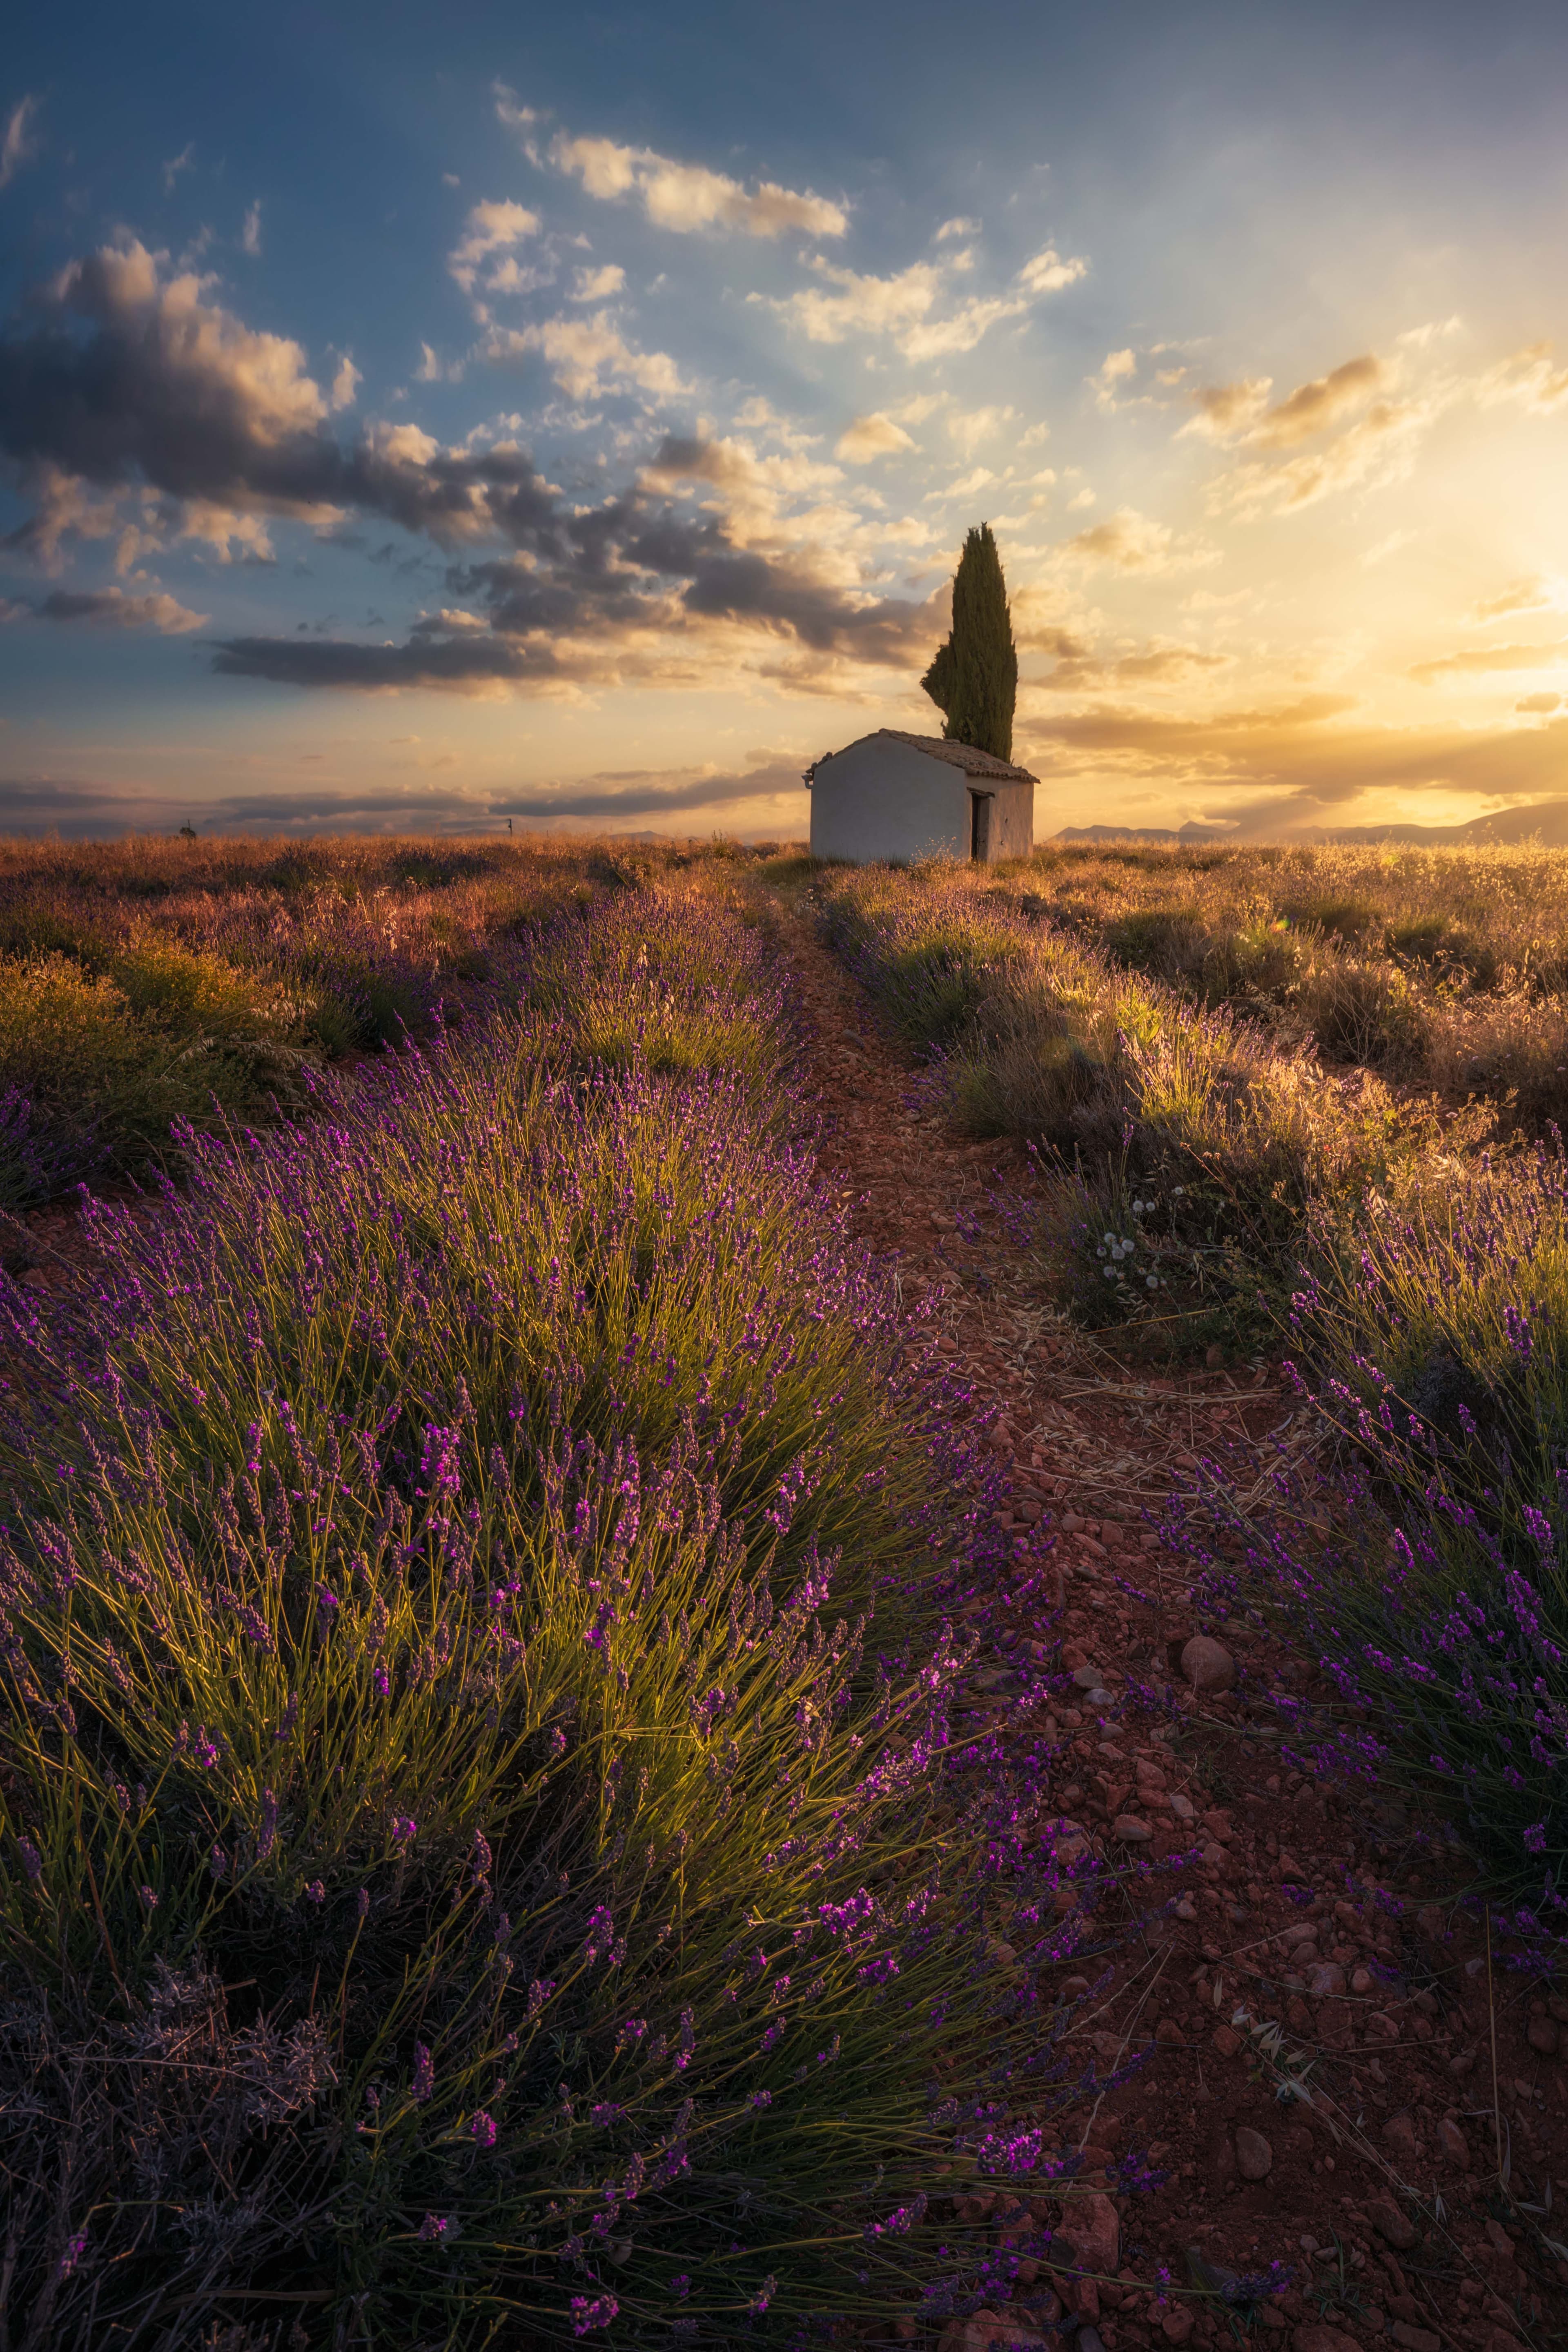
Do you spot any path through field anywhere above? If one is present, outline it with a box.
[768,882,1568,2352]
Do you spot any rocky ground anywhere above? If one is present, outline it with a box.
[772,890,1568,2352]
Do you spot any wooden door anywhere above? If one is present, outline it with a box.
[969,792,991,861]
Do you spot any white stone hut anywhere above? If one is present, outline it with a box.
[804,729,1035,865]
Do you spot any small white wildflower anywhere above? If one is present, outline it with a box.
[1103,1268,1117,1282]
[1172,1185,1185,1197]
[1146,1274,1159,1290]
[1102,1232,1116,1247]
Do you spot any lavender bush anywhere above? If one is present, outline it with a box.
[1169,1135,1568,1917]
[0,832,714,1197]
[811,862,1465,1353]
[0,890,1107,2346]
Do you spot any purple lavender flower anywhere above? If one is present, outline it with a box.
[465,2109,497,2148]
[571,2295,619,2336]
[412,2043,435,2103]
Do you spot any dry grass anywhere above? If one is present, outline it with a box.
[811,855,1496,1354]
[988,839,1568,1131]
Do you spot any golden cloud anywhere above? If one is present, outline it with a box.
[1060,506,1219,574]
[1410,639,1568,682]
[546,131,847,240]
[834,412,917,463]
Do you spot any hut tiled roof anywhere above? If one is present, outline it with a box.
[806,729,1037,786]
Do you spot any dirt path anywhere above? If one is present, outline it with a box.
[773,889,1568,2352]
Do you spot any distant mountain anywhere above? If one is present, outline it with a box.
[1053,801,1568,850]
[1314,800,1568,847]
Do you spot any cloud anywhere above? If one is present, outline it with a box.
[772,241,1084,361]
[330,355,361,410]
[1178,377,1272,442]
[162,141,195,196]
[1217,394,1437,519]
[213,456,941,697]
[481,311,688,401]
[0,757,810,842]
[1018,697,1568,830]
[834,411,916,463]
[0,94,41,192]
[1409,639,1568,683]
[1028,633,1232,691]
[1479,342,1568,415]
[947,404,1014,458]
[1090,348,1138,412]
[774,258,942,345]
[33,586,209,632]
[0,241,657,557]
[891,393,946,426]
[935,216,980,242]
[415,342,463,384]
[1183,356,1383,451]
[1060,506,1218,574]
[543,128,846,239]
[449,199,541,295]
[1109,645,1231,683]
[492,84,537,137]
[0,248,944,698]
[1472,575,1558,621]
[928,466,995,501]
[1518,694,1562,714]
[491,755,807,821]
[1017,245,1088,295]
[890,296,1026,362]
[1248,354,1383,450]
[0,242,349,559]
[241,202,263,257]
[570,263,625,302]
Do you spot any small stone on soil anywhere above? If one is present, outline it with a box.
[1179,1634,1237,1693]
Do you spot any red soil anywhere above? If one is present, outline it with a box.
[777,896,1568,2352]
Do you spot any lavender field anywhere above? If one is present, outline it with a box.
[0,844,1125,2349]
[3,834,1568,2345]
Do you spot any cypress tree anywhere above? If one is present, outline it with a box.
[920,522,1018,762]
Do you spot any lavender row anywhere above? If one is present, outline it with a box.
[0,886,1130,2345]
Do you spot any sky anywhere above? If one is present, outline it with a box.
[3,0,1568,843]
